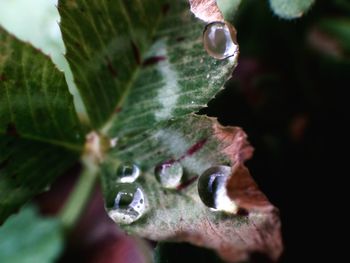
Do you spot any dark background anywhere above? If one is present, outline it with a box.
[203,0,349,262]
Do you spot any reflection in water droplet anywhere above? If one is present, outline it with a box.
[108,184,147,224]
[197,165,238,213]
[116,163,140,183]
[155,161,183,189]
[110,137,118,147]
[203,21,238,60]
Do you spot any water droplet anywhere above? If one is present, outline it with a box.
[197,165,238,213]
[108,184,147,224]
[116,163,140,183]
[155,161,183,189]
[110,137,118,147]
[203,21,238,60]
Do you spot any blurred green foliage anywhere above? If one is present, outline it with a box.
[0,205,63,263]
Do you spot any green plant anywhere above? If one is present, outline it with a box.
[1,0,328,261]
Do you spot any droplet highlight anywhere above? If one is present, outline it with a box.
[116,163,140,183]
[197,165,238,213]
[203,21,238,60]
[155,161,183,189]
[108,184,147,224]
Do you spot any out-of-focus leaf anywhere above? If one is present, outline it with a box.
[319,18,350,54]
[269,0,315,19]
[0,27,83,222]
[0,205,63,263]
[217,0,242,21]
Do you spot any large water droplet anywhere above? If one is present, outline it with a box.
[108,184,147,224]
[197,165,238,213]
[155,161,183,189]
[203,21,238,60]
[116,163,140,183]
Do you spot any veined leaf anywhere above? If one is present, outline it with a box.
[60,0,281,260]
[102,115,282,262]
[59,0,236,131]
[59,0,164,128]
[0,27,83,222]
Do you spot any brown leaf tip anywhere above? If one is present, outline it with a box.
[226,163,273,213]
[213,122,254,163]
[188,0,224,23]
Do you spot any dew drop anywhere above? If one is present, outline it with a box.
[110,137,118,147]
[155,161,183,189]
[116,163,140,183]
[203,21,238,60]
[107,184,147,224]
[197,165,238,213]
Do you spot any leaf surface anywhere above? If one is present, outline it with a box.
[217,0,242,21]
[59,0,236,131]
[0,205,63,263]
[269,0,315,19]
[60,0,282,261]
[102,115,282,262]
[0,27,83,222]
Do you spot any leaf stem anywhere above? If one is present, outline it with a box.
[59,166,98,232]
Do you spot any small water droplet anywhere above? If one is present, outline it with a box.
[206,74,210,79]
[116,163,140,183]
[203,21,238,60]
[108,184,147,224]
[110,137,118,147]
[155,161,183,189]
[197,165,238,213]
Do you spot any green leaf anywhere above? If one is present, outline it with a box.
[0,0,89,122]
[60,0,281,260]
[0,205,63,263]
[217,0,242,21]
[101,115,282,262]
[0,0,65,69]
[269,0,315,19]
[58,0,163,128]
[59,0,235,130]
[0,27,83,222]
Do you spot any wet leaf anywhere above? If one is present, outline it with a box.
[59,0,236,132]
[0,27,83,222]
[0,205,63,263]
[269,0,315,19]
[102,115,282,262]
[59,0,282,261]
